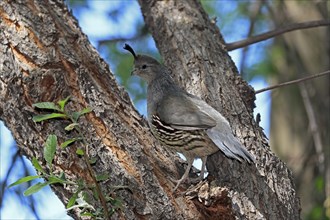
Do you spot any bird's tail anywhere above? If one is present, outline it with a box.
[206,128,255,163]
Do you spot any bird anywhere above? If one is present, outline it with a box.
[123,44,255,192]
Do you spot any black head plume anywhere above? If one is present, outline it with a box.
[123,44,137,59]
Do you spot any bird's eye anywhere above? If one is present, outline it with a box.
[142,64,147,69]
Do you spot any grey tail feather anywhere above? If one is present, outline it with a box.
[206,130,256,164]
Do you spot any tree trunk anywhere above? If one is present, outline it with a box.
[0,0,300,219]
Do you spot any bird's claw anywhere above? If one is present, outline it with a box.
[169,177,187,193]
[169,175,204,193]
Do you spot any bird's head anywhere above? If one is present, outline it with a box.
[124,43,163,83]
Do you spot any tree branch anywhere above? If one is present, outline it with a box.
[226,20,330,51]
[97,25,149,50]
[255,70,330,94]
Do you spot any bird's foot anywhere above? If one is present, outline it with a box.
[170,175,204,193]
[170,176,188,193]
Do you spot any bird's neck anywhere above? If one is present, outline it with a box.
[147,74,178,117]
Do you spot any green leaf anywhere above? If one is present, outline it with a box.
[91,185,99,199]
[32,157,45,174]
[82,191,91,203]
[79,107,92,115]
[33,113,67,122]
[48,175,66,184]
[60,138,77,148]
[81,212,94,217]
[76,148,84,156]
[72,107,92,122]
[58,172,66,181]
[8,175,40,188]
[67,192,78,208]
[57,96,71,111]
[71,112,80,122]
[32,102,61,112]
[77,179,85,188]
[96,173,109,182]
[24,182,49,196]
[44,135,57,166]
[89,157,97,165]
[111,198,123,209]
[64,123,78,131]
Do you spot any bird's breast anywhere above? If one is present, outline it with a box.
[150,115,219,157]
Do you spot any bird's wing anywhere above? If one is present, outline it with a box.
[187,94,256,163]
[156,94,216,130]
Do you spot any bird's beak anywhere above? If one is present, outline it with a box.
[131,68,137,76]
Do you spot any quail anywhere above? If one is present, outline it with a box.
[124,44,255,191]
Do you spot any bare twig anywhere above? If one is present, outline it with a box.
[255,70,330,94]
[239,1,264,77]
[226,20,330,51]
[299,83,324,171]
[0,151,20,208]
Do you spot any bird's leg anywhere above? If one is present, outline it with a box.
[199,156,207,180]
[189,156,207,184]
[171,156,194,192]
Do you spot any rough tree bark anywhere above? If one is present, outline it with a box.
[0,0,300,219]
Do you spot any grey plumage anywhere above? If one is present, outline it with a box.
[124,44,255,191]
